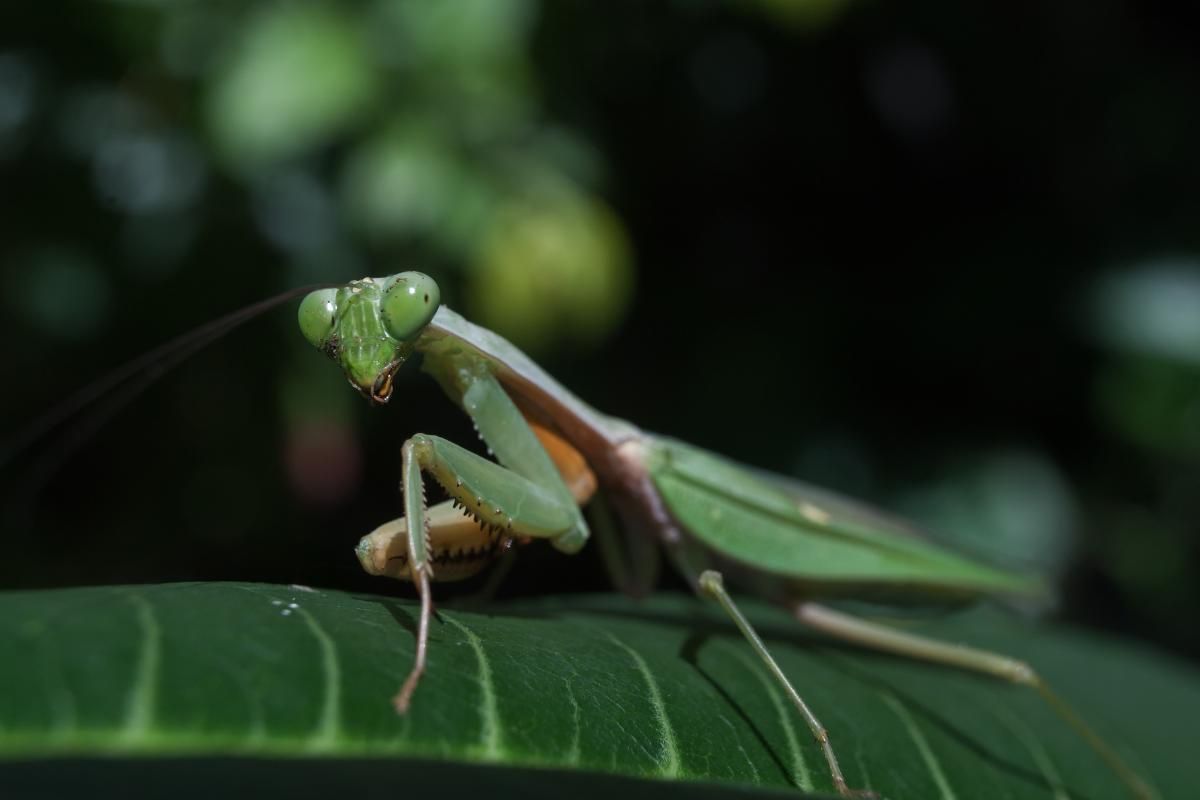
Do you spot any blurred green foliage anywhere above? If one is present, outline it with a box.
[1,0,1199,669]
[208,5,381,168]
[6,0,631,352]
[204,0,628,350]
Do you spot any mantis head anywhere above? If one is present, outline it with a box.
[298,272,441,405]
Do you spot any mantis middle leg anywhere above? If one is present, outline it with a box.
[698,570,874,798]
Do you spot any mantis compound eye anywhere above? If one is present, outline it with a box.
[298,288,338,349]
[381,272,440,341]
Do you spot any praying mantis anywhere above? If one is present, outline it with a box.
[296,271,1152,799]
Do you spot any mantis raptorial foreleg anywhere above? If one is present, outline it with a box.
[792,602,1157,800]
[386,432,585,709]
[371,363,592,711]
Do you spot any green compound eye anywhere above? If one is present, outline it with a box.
[381,272,440,341]
[298,288,338,348]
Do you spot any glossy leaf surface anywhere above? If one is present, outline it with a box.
[1,584,1195,799]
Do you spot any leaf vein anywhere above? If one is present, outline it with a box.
[717,711,760,782]
[991,703,1070,800]
[881,692,957,800]
[445,616,502,759]
[562,674,582,766]
[604,631,681,778]
[120,591,160,740]
[297,608,341,749]
[727,644,813,790]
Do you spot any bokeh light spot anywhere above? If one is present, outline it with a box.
[0,51,37,157]
[1089,259,1200,365]
[11,247,113,340]
[864,40,953,142]
[206,5,377,168]
[284,420,363,508]
[94,132,206,215]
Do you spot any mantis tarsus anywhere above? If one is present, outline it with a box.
[294,272,1152,799]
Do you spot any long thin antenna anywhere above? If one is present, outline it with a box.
[0,284,325,471]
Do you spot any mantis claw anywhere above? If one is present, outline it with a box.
[831,776,879,799]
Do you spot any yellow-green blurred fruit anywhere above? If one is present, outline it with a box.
[468,190,632,353]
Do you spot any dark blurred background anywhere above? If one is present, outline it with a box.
[2,1,1198,664]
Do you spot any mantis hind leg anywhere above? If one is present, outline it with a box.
[793,601,1156,800]
[698,571,875,798]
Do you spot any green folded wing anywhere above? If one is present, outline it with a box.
[645,437,1040,599]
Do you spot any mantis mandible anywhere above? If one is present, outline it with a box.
[298,271,1152,799]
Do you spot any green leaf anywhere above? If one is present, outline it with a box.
[1,584,1196,800]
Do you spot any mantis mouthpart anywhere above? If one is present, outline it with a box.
[299,271,1155,800]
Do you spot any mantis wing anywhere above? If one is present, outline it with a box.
[645,436,1042,600]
